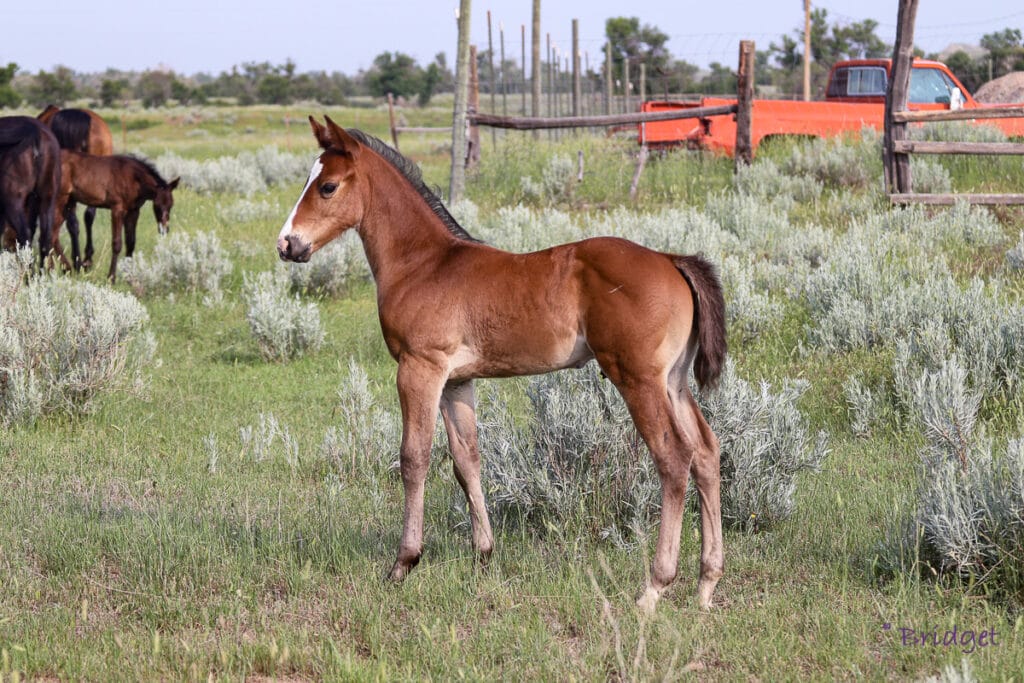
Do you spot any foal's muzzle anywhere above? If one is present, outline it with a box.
[277,234,312,262]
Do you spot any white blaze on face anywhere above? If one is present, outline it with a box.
[278,157,324,241]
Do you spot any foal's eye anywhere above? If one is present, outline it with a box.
[319,182,338,197]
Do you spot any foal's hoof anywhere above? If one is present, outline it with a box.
[636,587,661,615]
[385,555,419,583]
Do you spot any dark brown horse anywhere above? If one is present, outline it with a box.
[53,151,179,280]
[277,117,728,612]
[0,116,61,268]
[38,105,115,269]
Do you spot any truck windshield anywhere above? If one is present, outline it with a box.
[909,68,967,104]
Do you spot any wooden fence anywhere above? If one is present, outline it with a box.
[884,0,1024,205]
[388,40,756,189]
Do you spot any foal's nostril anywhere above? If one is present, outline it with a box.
[278,234,311,262]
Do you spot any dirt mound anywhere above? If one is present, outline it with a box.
[974,71,1024,103]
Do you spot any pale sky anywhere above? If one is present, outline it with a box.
[5,1,1024,76]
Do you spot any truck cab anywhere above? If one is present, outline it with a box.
[825,59,973,109]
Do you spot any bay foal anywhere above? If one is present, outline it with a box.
[277,117,727,611]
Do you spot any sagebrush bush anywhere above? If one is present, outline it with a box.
[476,365,657,544]
[1006,232,1024,272]
[242,268,325,361]
[319,361,400,480]
[521,154,578,206]
[156,146,312,196]
[120,230,233,303]
[879,359,1024,594]
[1,250,157,426]
[782,129,881,189]
[476,360,827,540]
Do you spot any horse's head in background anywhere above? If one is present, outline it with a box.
[152,176,180,235]
[277,116,365,263]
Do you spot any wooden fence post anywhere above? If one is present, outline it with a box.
[734,40,755,169]
[604,42,613,115]
[449,0,472,204]
[387,93,399,151]
[468,45,481,168]
[884,0,919,195]
[572,19,581,117]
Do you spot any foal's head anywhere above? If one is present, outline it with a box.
[151,177,180,235]
[277,116,364,262]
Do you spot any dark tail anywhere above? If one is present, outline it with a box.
[674,254,727,391]
[48,109,91,152]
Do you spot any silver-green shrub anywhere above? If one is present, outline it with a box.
[880,359,1024,587]
[1006,232,1024,272]
[478,360,827,539]
[521,154,577,205]
[911,120,1007,143]
[782,129,881,189]
[242,268,325,362]
[319,361,400,480]
[285,234,371,297]
[909,157,952,194]
[697,361,829,530]
[120,230,233,303]
[1,250,157,426]
[156,146,312,196]
[477,365,657,543]
[218,197,281,224]
[734,159,823,204]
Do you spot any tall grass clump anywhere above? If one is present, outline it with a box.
[241,268,324,361]
[1,250,156,426]
[119,230,233,303]
[477,361,827,541]
[878,359,1024,598]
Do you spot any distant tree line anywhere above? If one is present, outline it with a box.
[1,14,1020,110]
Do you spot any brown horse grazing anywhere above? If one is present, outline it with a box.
[53,150,179,280]
[0,116,61,268]
[38,105,115,269]
[277,116,728,612]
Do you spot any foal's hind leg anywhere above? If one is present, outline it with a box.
[604,371,696,613]
[680,389,724,609]
[440,380,494,565]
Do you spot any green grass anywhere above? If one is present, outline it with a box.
[3,105,1024,681]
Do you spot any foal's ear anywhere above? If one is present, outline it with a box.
[308,115,360,157]
[167,177,180,190]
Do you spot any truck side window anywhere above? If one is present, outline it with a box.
[849,67,886,95]
[828,67,887,97]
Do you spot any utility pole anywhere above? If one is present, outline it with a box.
[803,0,812,101]
[531,0,541,138]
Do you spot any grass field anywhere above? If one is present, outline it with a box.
[2,104,1024,681]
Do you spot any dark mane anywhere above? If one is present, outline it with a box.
[49,110,92,152]
[122,154,171,188]
[345,128,480,243]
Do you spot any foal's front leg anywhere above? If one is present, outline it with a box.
[387,355,447,581]
[107,207,126,282]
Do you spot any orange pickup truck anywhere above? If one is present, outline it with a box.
[640,58,1024,155]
